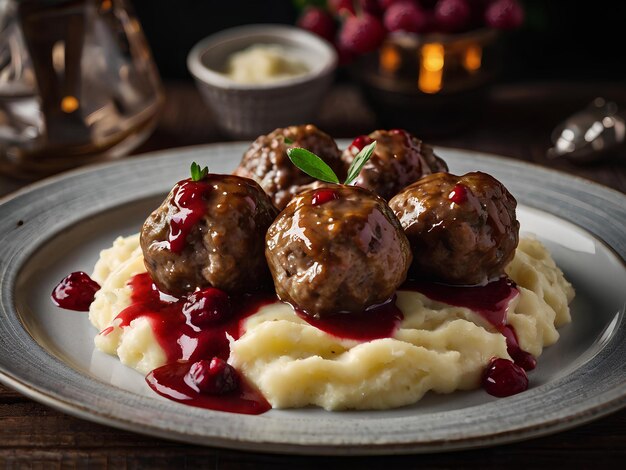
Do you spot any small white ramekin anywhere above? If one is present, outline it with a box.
[187,24,337,139]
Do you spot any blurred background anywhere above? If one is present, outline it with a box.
[134,0,626,82]
[1,0,625,192]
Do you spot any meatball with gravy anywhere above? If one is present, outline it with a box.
[234,124,344,209]
[341,129,448,200]
[141,174,278,296]
[266,185,412,317]
[389,172,519,285]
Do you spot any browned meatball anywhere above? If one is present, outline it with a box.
[141,174,278,296]
[388,172,519,285]
[341,129,448,200]
[266,185,412,317]
[234,124,344,210]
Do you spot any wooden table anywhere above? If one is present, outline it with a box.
[1,81,625,468]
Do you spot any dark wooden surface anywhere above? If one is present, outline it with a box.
[1,81,625,468]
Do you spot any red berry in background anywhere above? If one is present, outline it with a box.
[360,0,383,16]
[329,0,355,16]
[182,287,232,327]
[384,1,428,33]
[417,0,438,8]
[485,0,524,30]
[339,12,386,54]
[334,39,357,65]
[187,358,239,395]
[297,7,336,43]
[433,0,471,32]
[378,0,408,9]
[482,358,529,397]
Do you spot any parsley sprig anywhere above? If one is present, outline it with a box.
[190,162,209,181]
[287,141,376,186]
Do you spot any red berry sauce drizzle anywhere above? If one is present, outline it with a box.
[115,273,273,414]
[295,296,404,341]
[402,277,534,397]
[167,180,211,253]
[51,271,100,311]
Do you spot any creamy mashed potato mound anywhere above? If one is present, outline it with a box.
[90,234,574,409]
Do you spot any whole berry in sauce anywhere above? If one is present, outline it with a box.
[311,188,340,206]
[448,183,468,204]
[482,357,528,397]
[51,271,101,311]
[182,287,232,327]
[350,134,374,151]
[187,358,239,395]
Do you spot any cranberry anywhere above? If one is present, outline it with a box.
[360,0,383,16]
[378,0,406,9]
[350,134,374,151]
[339,13,386,55]
[297,7,336,43]
[433,0,471,32]
[182,287,232,327]
[334,39,357,65]
[311,189,340,206]
[186,358,239,395]
[51,271,101,311]
[384,1,428,33]
[448,183,468,204]
[485,0,524,30]
[329,0,355,16]
[482,357,529,397]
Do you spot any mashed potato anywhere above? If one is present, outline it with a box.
[224,44,309,84]
[90,235,574,410]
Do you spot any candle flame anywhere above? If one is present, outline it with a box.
[61,96,79,113]
[463,44,482,72]
[419,43,444,94]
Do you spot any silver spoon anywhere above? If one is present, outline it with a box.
[547,97,625,163]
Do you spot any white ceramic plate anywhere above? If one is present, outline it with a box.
[1,143,625,455]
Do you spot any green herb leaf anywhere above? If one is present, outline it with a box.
[287,148,340,184]
[284,137,294,145]
[190,162,209,181]
[344,141,376,186]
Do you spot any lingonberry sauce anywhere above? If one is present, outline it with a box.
[51,271,100,311]
[295,296,403,341]
[402,277,533,395]
[350,135,374,151]
[110,272,274,414]
[147,360,271,415]
[168,180,211,253]
[117,273,273,364]
[449,183,468,204]
[481,357,529,397]
[311,188,339,206]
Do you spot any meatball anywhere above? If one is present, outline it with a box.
[234,124,344,209]
[388,172,519,285]
[141,174,278,296]
[266,185,412,317]
[341,129,448,200]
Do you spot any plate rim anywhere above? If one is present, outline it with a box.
[1,142,625,455]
